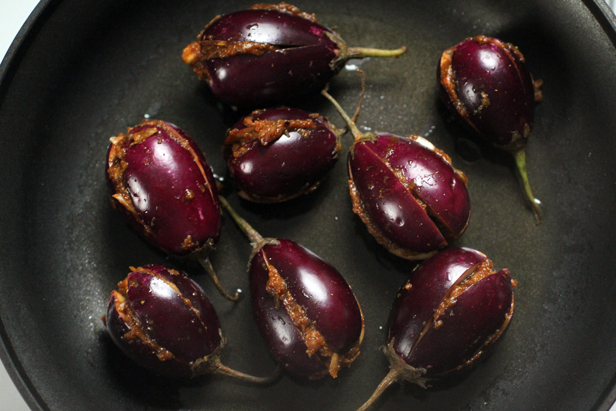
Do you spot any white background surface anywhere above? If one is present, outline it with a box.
[1,1,616,410]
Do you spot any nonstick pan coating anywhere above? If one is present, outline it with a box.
[2,0,616,410]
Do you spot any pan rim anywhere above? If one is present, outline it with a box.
[0,1,615,410]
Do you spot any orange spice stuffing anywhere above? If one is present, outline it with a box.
[225,116,316,158]
[432,258,494,329]
[263,257,352,378]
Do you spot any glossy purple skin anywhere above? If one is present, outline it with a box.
[107,120,221,257]
[250,239,363,379]
[225,107,340,203]
[349,133,471,259]
[439,36,537,150]
[184,7,339,107]
[105,265,222,379]
[388,247,513,378]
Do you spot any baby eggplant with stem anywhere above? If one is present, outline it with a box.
[218,195,364,380]
[322,88,471,260]
[182,2,407,108]
[357,247,516,411]
[438,35,544,222]
[104,264,279,381]
[107,120,238,301]
[223,106,342,203]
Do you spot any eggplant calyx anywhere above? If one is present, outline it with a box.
[355,343,428,411]
[383,342,430,388]
[190,333,226,377]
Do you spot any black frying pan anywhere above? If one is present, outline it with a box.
[2,0,616,410]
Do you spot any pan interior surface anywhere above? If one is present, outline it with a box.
[1,0,616,410]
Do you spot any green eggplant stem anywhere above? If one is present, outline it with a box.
[512,149,542,223]
[321,88,363,141]
[348,46,407,59]
[197,257,239,301]
[218,195,264,245]
[209,357,281,384]
[356,368,400,411]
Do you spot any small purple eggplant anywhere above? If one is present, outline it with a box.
[218,196,364,379]
[104,264,278,382]
[223,107,342,203]
[438,35,544,222]
[356,247,516,411]
[181,3,406,107]
[107,120,238,301]
[322,89,471,260]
